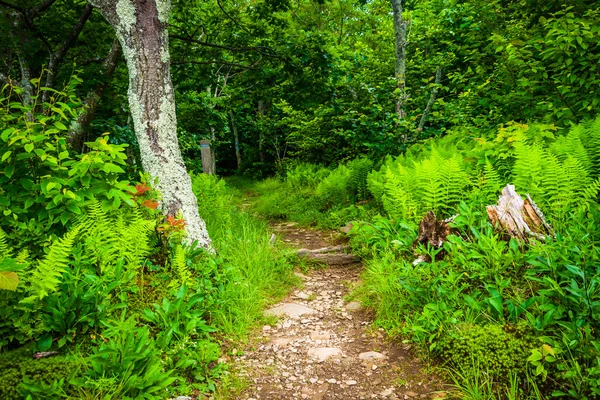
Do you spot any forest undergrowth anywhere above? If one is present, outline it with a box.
[243,117,600,400]
[0,86,297,399]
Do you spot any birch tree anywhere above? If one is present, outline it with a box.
[392,0,409,121]
[88,0,211,249]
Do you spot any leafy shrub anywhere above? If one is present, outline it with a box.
[74,318,175,399]
[0,77,134,250]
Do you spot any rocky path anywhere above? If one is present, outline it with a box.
[234,223,446,400]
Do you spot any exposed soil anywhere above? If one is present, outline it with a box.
[230,223,447,400]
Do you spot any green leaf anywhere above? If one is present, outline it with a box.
[1,151,11,161]
[102,163,125,174]
[0,271,19,291]
[37,334,53,352]
[1,127,15,141]
[54,121,67,131]
[4,165,14,178]
[24,143,34,153]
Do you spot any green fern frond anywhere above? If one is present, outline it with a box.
[16,249,29,264]
[581,177,600,208]
[0,228,11,259]
[579,116,600,178]
[348,158,374,201]
[482,160,504,201]
[173,244,191,285]
[551,126,592,174]
[27,225,81,300]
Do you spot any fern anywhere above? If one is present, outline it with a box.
[0,228,11,259]
[551,126,592,173]
[579,116,600,178]
[581,177,600,208]
[26,225,81,300]
[76,201,155,273]
[173,244,191,285]
[482,160,504,202]
[348,158,374,201]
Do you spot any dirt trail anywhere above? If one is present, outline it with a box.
[232,222,446,400]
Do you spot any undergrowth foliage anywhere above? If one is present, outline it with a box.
[250,117,600,399]
[0,162,294,396]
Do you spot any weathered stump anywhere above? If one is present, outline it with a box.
[412,211,455,264]
[486,185,553,242]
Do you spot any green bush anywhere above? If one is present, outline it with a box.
[0,77,134,250]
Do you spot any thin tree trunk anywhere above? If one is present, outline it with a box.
[41,3,93,103]
[392,0,409,121]
[68,37,122,151]
[418,66,442,131]
[210,126,216,174]
[89,0,211,249]
[230,110,242,169]
[258,100,266,163]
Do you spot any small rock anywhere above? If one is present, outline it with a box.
[265,303,316,319]
[174,397,192,400]
[405,392,418,398]
[359,351,387,362]
[346,301,363,311]
[308,347,342,362]
[380,388,395,397]
[295,291,310,300]
[310,332,331,341]
[345,380,357,385]
[262,325,272,332]
[310,378,318,384]
[328,379,337,384]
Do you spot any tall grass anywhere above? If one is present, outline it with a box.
[192,174,296,337]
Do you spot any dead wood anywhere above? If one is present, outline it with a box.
[486,185,553,241]
[297,245,359,265]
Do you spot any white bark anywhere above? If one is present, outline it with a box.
[89,0,211,249]
[392,0,409,121]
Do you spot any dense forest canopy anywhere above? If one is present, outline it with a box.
[1,0,600,399]
[2,0,599,173]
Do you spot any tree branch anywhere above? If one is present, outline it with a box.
[0,0,24,12]
[42,3,93,102]
[170,34,277,56]
[68,37,122,150]
[29,0,59,18]
[172,59,262,71]
[418,66,443,131]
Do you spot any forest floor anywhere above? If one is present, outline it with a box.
[228,222,447,400]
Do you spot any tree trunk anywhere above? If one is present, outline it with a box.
[418,66,442,131]
[258,100,266,163]
[89,0,211,249]
[210,126,217,174]
[68,37,122,151]
[391,0,409,121]
[230,110,242,169]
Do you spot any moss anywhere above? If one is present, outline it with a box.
[436,323,535,383]
[0,346,79,399]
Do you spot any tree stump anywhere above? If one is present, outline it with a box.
[486,185,553,241]
[412,211,455,264]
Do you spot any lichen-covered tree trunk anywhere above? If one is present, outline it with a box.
[89,0,211,249]
[392,0,409,121]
